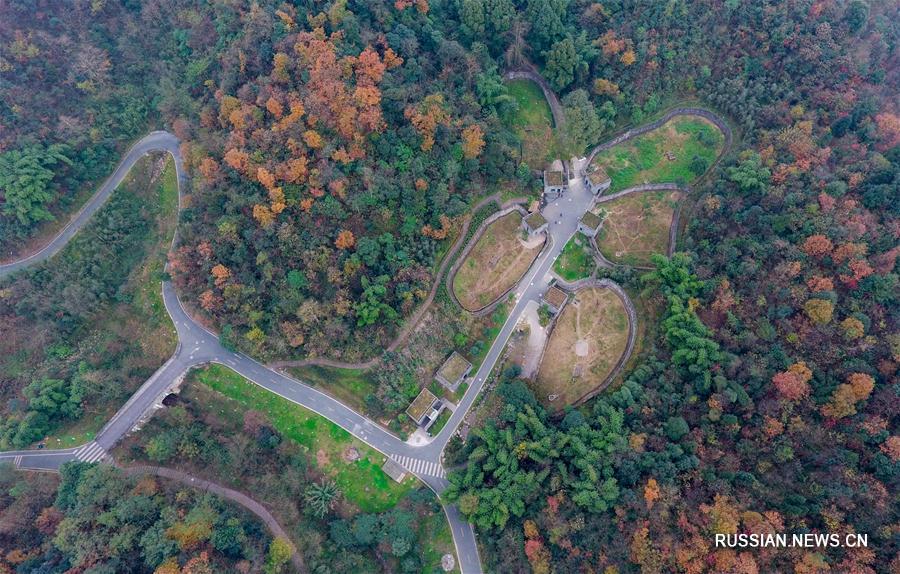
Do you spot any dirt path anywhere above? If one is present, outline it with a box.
[121,465,307,573]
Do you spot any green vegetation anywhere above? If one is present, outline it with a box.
[554,236,595,280]
[428,408,452,436]
[0,144,72,229]
[0,155,177,449]
[290,364,379,414]
[0,462,270,572]
[115,364,456,573]
[469,301,511,369]
[591,117,724,192]
[503,78,553,129]
[195,364,410,512]
[501,78,567,167]
[446,378,627,529]
[4,1,898,573]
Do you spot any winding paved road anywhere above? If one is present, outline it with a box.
[0,107,729,573]
[0,132,185,276]
[0,138,594,574]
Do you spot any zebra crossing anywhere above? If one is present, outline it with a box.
[73,441,109,464]
[391,455,445,478]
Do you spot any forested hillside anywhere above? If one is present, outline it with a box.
[1,0,898,573]
[0,462,280,573]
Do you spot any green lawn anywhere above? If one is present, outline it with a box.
[193,364,411,513]
[289,364,379,414]
[428,408,452,436]
[502,78,567,168]
[422,506,460,573]
[592,116,725,193]
[554,236,595,281]
[503,78,552,129]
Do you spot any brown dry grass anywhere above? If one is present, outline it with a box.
[453,212,544,311]
[596,190,681,267]
[534,287,629,409]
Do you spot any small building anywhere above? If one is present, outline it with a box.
[522,210,548,237]
[577,211,604,238]
[582,164,611,195]
[382,458,407,483]
[543,169,567,195]
[406,387,443,428]
[542,285,569,314]
[435,351,473,391]
[543,159,569,197]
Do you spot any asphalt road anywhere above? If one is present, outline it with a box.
[0,136,599,574]
[0,132,184,279]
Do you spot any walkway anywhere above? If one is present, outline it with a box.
[503,63,565,129]
[0,106,731,574]
[122,465,307,573]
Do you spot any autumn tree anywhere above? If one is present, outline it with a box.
[461,124,485,159]
[772,362,813,401]
[405,94,451,151]
[335,229,356,250]
[822,373,875,418]
[801,234,833,258]
[804,298,834,324]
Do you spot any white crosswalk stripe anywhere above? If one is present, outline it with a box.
[74,441,109,464]
[391,455,445,478]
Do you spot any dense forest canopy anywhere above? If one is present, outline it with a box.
[1,0,898,572]
[0,462,280,573]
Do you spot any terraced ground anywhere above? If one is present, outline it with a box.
[595,190,682,267]
[453,212,544,311]
[590,116,724,193]
[534,287,629,409]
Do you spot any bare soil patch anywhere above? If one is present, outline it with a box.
[453,212,544,311]
[534,287,629,410]
[596,190,681,267]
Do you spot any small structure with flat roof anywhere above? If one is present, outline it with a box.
[543,159,568,197]
[522,210,548,237]
[381,458,407,483]
[582,164,611,195]
[578,211,604,238]
[406,387,445,429]
[542,284,569,314]
[435,351,472,391]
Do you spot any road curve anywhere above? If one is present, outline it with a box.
[0,132,485,571]
[122,465,308,573]
[0,108,733,574]
[0,132,185,279]
[0,150,639,574]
